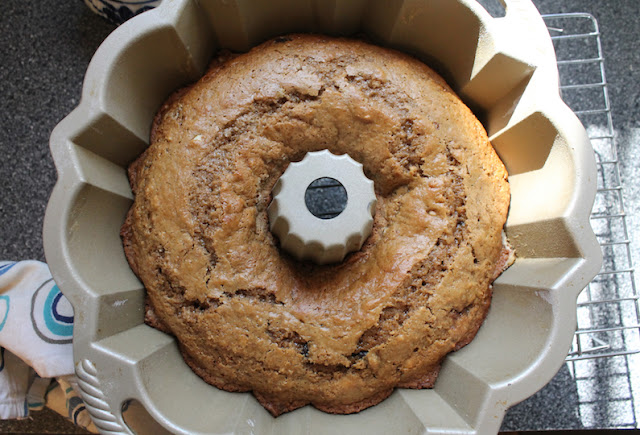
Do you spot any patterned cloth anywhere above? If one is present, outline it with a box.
[0,261,96,432]
[0,348,35,418]
[47,377,97,432]
[0,261,73,378]
[83,0,161,24]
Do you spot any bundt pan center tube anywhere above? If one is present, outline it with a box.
[43,0,602,434]
[268,149,377,265]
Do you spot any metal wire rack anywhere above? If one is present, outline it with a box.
[542,13,640,361]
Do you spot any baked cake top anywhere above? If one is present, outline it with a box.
[121,34,511,416]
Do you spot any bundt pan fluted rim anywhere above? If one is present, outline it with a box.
[43,0,602,433]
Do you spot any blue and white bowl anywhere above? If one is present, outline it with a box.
[83,0,161,25]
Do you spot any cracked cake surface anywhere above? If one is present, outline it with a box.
[121,34,512,416]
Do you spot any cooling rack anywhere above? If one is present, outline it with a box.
[542,13,639,362]
[541,12,640,429]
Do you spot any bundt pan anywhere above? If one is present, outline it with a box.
[43,0,602,433]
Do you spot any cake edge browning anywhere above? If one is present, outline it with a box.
[137,243,512,417]
[181,339,397,417]
[120,85,192,278]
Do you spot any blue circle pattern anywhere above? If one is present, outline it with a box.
[0,264,15,336]
[0,296,9,333]
[53,292,74,324]
[0,262,16,277]
[43,285,73,338]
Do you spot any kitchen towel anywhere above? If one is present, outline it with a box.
[46,376,98,432]
[0,260,74,419]
[0,260,74,378]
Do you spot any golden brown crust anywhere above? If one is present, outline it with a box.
[312,388,395,415]
[396,368,440,389]
[121,34,512,416]
[253,391,309,417]
[143,297,171,334]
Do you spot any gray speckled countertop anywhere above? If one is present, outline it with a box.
[1,0,638,433]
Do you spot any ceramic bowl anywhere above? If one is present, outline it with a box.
[83,0,161,24]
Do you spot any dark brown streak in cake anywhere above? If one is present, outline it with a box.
[219,88,323,145]
[183,297,222,313]
[186,88,328,267]
[223,287,283,305]
[266,327,309,356]
[344,71,466,181]
[354,195,468,356]
[394,117,424,175]
[305,362,350,380]
[356,304,410,352]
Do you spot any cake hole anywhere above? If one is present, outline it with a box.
[304,177,348,219]
[122,400,172,435]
